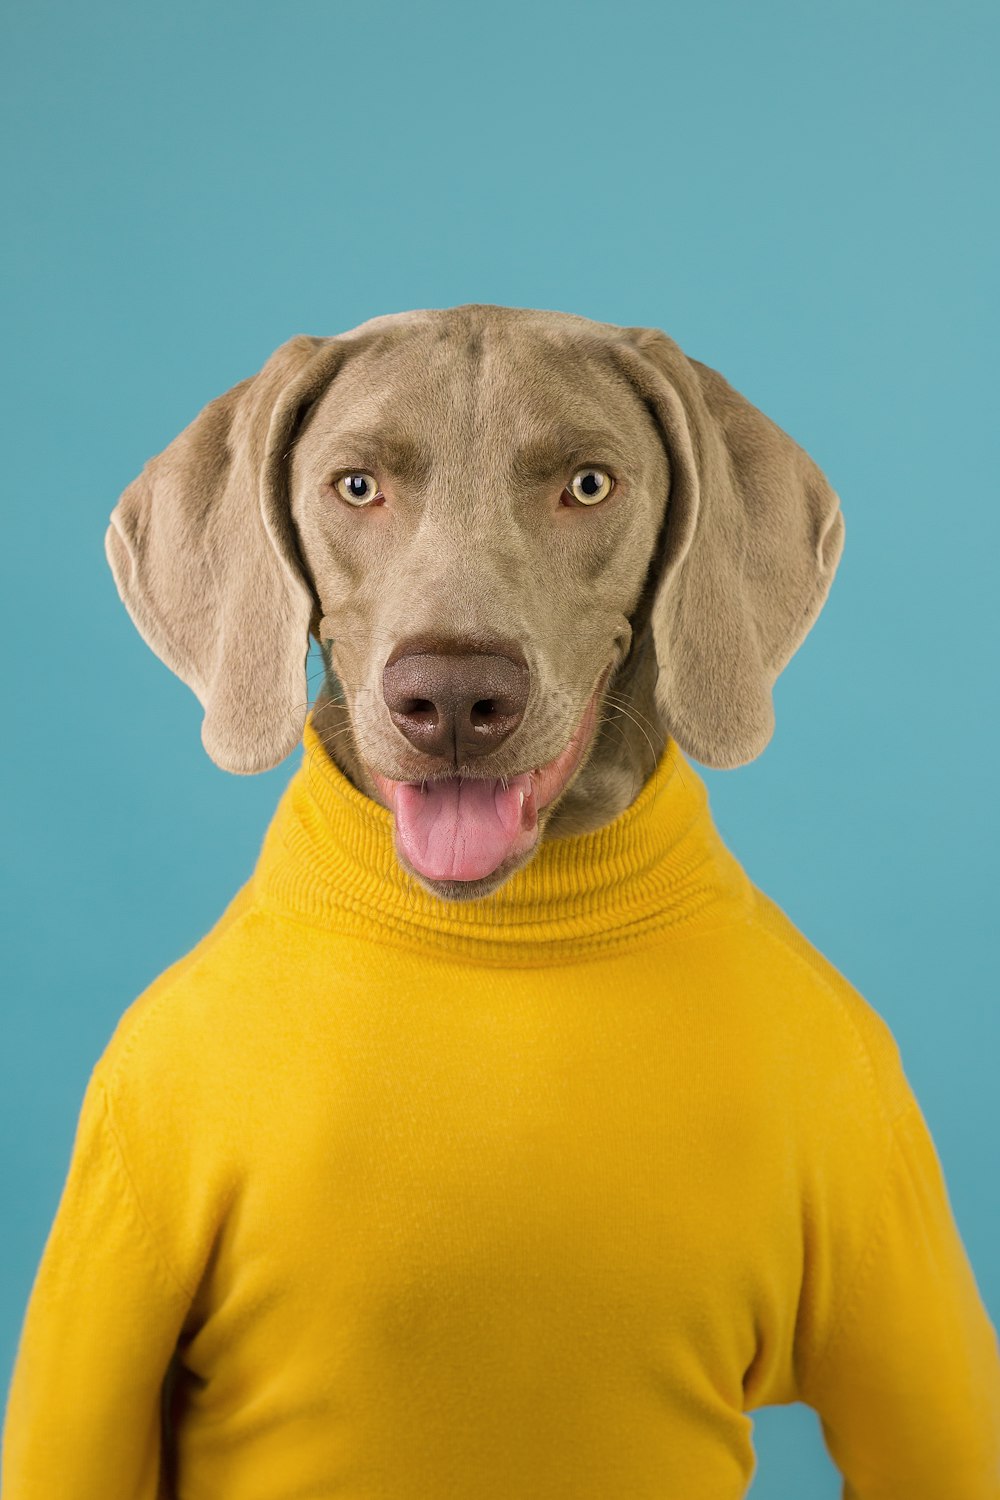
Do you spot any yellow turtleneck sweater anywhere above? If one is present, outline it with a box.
[4,716,999,1499]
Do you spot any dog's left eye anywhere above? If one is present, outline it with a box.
[333,472,381,507]
[565,468,614,506]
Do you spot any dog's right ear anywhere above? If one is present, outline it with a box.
[105,334,353,775]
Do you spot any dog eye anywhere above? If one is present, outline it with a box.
[333,472,381,507]
[566,468,614,506]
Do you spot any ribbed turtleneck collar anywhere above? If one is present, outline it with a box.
[249,713,755,966]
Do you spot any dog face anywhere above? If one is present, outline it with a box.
[106,304,843,892]
[289,314,664,768]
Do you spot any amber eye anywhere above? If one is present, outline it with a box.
[333,472,380,506]
[567,468,614,506]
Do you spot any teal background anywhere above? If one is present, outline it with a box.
[2,0,997,1489]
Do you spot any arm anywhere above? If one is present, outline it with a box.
[800,1099,1000,1499]
[1,1071,192,1498]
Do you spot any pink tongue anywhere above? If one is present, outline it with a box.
[392,773,535,881]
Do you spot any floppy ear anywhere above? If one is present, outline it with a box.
[612,327,845,769]
[105,334,352,774]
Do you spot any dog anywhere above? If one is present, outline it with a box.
[5,304,998,1498]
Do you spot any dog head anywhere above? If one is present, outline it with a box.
[107,305,843,801]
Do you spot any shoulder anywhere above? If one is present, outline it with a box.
[94,883,269,1097]
[738,883,917,1129]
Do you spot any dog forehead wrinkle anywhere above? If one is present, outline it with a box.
[507,425,631,486]
[325,428,433,487]
[324,419,627,492]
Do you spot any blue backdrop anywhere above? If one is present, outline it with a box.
[2,1,997,1491]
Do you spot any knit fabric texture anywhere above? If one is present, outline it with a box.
[4,714,1000,1498]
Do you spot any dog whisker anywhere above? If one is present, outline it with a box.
[279,667,675,849]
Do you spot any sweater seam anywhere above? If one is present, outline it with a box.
[749,918,918,1388]
[800,1101,918,1392]
[93,1077,198,1304]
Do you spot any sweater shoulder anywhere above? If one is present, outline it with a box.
[742,883,917,1129]
[94,881,266,1096]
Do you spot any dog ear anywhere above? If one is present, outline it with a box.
[611,327,845,769]
[105,334,353,774]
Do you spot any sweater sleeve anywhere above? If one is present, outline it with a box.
[800,1098,1000,1499]
[1,1068,193,1499]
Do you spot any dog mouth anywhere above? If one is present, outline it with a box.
[366,664,612,884]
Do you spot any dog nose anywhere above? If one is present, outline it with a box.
[383,643,530,763]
